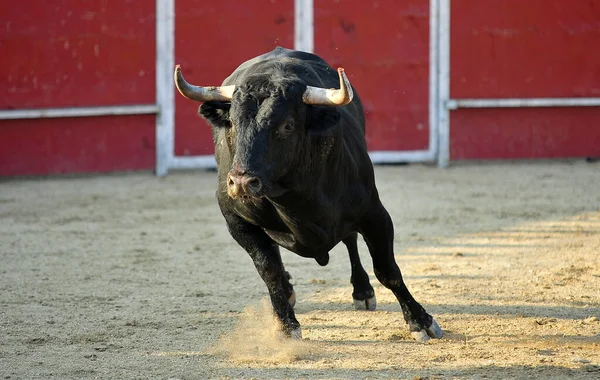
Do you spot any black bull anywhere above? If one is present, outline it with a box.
[174,47,442,342]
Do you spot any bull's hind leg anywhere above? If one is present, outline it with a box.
[358,201,443,342]
[222,212,301,338]
[343,232,376,310]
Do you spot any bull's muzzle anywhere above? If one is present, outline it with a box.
[227,171,263,199]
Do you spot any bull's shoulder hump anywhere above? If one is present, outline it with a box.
[222,47,331,85]
[261,47,327,64]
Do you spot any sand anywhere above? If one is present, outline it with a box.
[1,160,599,379]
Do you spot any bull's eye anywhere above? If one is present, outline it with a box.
[278,123,295,137]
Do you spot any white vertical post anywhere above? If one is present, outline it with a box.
[429,0,440,160]
[155,0,175,176]
[295,0,314,53]
[437,0,451,168]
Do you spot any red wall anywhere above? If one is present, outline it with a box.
[450,0,600,159]
[175,0,430,155]
[0,0,156,176]
[174,0,294,156]
[314,0,431,152]
[2,1,599,176]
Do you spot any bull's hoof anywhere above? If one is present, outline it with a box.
[288,291,297,308]
[426,318,443,339]
[410,318,443,343]
[353,295,377,311]
[289,327,302,340]
[411,329,430,343]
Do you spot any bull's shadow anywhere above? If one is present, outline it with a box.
[295,298,599,321]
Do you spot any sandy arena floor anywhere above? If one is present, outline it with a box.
[1,160,599,379]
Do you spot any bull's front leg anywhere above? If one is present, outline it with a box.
[222,212,302,339]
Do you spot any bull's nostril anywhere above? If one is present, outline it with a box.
[229,173,262,197]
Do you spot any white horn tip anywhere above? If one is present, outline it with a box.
[302,66,354,106]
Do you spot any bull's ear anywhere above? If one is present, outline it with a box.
[306,106,341,134]
[199,102,231,129]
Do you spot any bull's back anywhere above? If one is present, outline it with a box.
[226,46,328,77]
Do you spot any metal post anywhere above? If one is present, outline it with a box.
[447,98,600,109]
[295,0,314,53]
[155,0,175,176]
[437,0,451,168]
[429,0,440,162]
[0,105,159,120]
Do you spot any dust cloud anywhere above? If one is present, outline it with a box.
[210,299,319,364]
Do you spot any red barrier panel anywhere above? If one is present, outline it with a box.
[174,0,294,156]
[451,107,600,159]
[450,0,600,159]
[0,1,156,176]
[0,1,155,109]
[0,116,155,176]
[314,0,431,151]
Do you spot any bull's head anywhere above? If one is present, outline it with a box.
[174,65,354,199]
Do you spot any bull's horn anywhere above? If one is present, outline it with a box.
[174,65,235,102]
[302,67,354,106]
